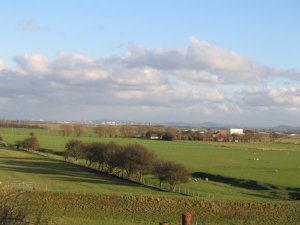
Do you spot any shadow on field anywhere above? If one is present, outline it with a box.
[38,148,64,156]
[192,172,276,191]
[0,156,144,188]
[287,187,300,200]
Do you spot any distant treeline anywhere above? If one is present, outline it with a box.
[0,120,47,129]
[57,124,284,143]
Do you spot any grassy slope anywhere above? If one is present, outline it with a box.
[1,127,300,200]
[0,148,174,196]
[1,148,300,225]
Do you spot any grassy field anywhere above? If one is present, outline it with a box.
[0,148,175,196]
[1,148,300,225]
[1,127,300,224]
[1,127,300,201]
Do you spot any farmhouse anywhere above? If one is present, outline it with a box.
[230,128,244,135]
[213,130,228,142]
[146,132,161,140]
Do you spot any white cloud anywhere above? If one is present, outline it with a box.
[187,37,260,81]
[218,103,229,113]
[0,37,300,125]
[267,87,300,105]
[114,90,145,100]
[203,106,214,116]
[175,70,220,84]
[0,59,5,70]
[49,81,64,89]
[14,54,50,75]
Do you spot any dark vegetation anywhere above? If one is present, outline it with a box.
[0,120,46,129]
[15,133,40,151]
[155,161,189,191]
[0,135,7,147]
[92,124,285,143]
[64,140,190,190]
[0,187,47,225]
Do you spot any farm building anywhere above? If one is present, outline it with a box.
[230,128,244,135]
[213,130,229,142]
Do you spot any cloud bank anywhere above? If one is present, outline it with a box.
[0,37,299,125]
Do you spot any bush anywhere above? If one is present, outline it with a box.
[0,186,48,224]
[21,136,40,151]
[0,141,8,147]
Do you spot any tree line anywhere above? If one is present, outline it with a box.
[64,140,190,191]
[0,120,46,129]
[59,124,283,143]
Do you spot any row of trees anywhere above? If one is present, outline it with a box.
[64,141,189,191]
[59,124,283,143]
[0,120,46,129]
[60,124,171,139]
[60,124,85,137]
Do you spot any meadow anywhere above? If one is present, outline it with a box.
[1,127,300,224]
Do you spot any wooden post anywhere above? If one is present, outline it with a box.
[182,212,192,225]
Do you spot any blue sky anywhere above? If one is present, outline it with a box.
[0,0,299,126]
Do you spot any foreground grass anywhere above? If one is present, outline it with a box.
[7,191,300,225]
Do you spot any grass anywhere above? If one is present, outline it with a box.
[23,191,300,225]
[1,127,300,224]
[1,148,300,225]
[0,149,300,225]
[0,148,175,196]
[1,127,300,201]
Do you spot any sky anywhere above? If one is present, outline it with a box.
[0,0,300,126]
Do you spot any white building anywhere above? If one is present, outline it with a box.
[230,128,244,135]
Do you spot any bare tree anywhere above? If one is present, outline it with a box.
[59,124,73,136]
[64,140,82,161]
[122,144,156,183]
[155,160,189,191]
[94,125,106,137]
[104,142,122,173]
[106,125,117,138]
[21,136,40,151]
[136,125,150,138]
[120,125,135,138]
[73,124,84,137]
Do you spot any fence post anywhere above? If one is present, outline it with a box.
[182,212,192,225]
[159,222,168,225]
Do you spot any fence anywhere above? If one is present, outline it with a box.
[143,178,215,200]
[4,181,47,191]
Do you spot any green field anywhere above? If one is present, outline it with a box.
[1,127,300,201]
[1,127,300,224]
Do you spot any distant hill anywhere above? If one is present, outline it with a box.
[270,125,300,133]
